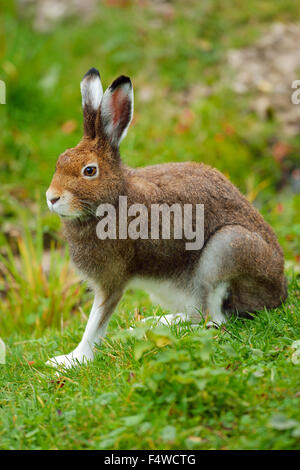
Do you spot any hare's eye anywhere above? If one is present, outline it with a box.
[83,165,98,177]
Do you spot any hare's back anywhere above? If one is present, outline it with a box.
[130,161,280,250]
[132,162,242,203]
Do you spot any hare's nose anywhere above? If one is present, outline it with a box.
[50,197,60,205]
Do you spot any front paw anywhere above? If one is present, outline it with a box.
[46,350,93,369]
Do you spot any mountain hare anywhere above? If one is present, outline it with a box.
[46,68,287,368]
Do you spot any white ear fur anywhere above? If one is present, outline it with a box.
[80,68,103,111]
[100,75,133,147]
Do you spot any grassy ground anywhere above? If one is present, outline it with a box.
[0,0,299,450]
[1,273,300,450]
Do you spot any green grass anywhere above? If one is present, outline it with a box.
[0,275,300,450]
[0,212,299,450]
[0,0,300,450]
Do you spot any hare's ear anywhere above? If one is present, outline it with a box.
[80,68,103,138]
[99,75,133,148]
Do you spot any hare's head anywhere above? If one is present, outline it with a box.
[46,68,133,218]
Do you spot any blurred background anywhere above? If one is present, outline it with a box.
[0,0,299,335]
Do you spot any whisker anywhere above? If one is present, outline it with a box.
[78,199,98,218]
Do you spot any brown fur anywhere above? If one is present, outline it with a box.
[47,73,287,326]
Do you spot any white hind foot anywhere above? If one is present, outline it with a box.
[205,320,225,329]
[137,312,200,327]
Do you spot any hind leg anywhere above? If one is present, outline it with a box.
[196,225,286,319]
[136,287,228,328]
[204,282,229,326]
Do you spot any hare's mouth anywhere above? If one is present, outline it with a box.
[50,205,83,218]
[50,207,82,218]
[46,190,82,218]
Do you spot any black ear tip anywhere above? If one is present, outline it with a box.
[109,75,132,91]
[83,67,100,80]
